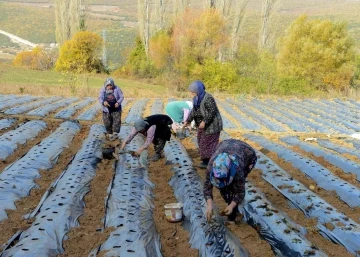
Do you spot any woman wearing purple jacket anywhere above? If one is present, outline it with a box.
[98,78,124,141]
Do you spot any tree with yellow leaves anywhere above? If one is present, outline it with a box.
[55,31,103,73]
[149,31,172,70]
[277,15,355,91]
[171,9,228,76]
[12,46,54,70]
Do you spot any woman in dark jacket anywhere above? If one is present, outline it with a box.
[204,139,257,223]
[120,114,173,162]
[184,80,223,168]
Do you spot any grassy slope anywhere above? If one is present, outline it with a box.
[0,2,137,68]
[0,62,166,98]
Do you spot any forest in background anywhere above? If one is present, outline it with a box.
[1,0,360,96]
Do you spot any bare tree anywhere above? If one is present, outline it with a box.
[204,0,215,9]
[157,0,167,30]
[138,0,151,55]
[230,0,249,57]
[173,0,188,17]
[54,0,84,45]
[215,0,233,16]
[258,0,280,51]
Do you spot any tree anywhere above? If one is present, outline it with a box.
[55,31,103,73]
[258,0,280,51]
[173,0,188,17]
[138,0,151,56]
[122,37,157,78]
[277,15,355,90]
[205,0,216,9]
[192,58,238,91]
[211,0,233,16]
[55,0,85,45]
[171,9,228,76]
[156,0,168,30]
[231,0,249,57]
[12,46,54,70]
[149,30,172,70]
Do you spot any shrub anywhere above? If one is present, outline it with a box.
[12,46,53,70]
[120,37,158,78]
[277,15,355,91]
[191,59,238,91]
[55,31,104,73]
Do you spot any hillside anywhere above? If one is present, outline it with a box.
[1,0,360,68]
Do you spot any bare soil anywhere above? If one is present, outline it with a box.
[59,158,116,257]
[147,147,198,257]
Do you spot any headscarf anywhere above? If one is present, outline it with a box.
[185,101,193,110]
[210,153,239,188]
[104,77,115,89]
[188,80,206,108]
[134,118,148,132]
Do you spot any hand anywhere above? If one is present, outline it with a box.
[206,205,213,221]
[206,199,213,221]
[119,142,126,151]
[132,149,142,157]
[199,121,205,129]
[224,201,237,216]
[103,101,110,107]
[182,122,188,129]
[224,205,234,216]
[115,103,119,108]
[131,152,139,157]
[121,142,126,149]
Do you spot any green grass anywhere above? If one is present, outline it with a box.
[0,2,138,68]
[0,62,166,97]
[0,3,56,44]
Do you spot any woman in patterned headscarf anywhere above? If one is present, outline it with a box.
[184,80,223,168]
[203,139,257,223]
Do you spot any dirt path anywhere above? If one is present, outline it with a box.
[59,157,116,256]
[0,30,36,48]
[147,147,198,257]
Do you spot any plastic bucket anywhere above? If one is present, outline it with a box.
[164,203,184,222]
